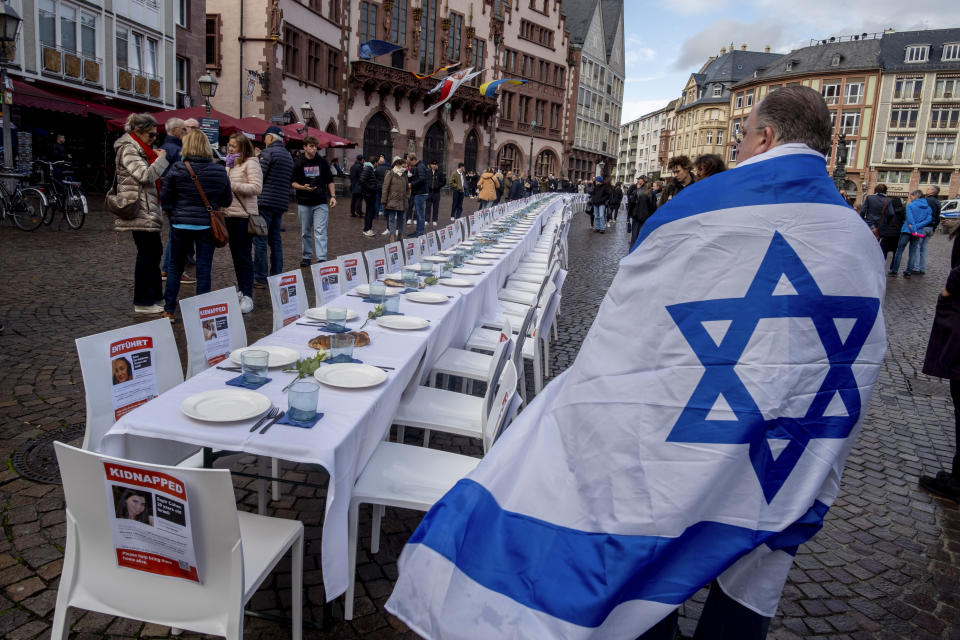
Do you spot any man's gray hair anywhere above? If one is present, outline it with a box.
[165,117,185,132]
[754,86,832,155]
[124,112,157,134]
[928,185,940,195]
[910,189,924,198]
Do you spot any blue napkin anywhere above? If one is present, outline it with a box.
[327,354,363,365]
[315,324,351,333]
[401,287,419,294]
[275,411,324,429]
[362,297,387,304]
[382,310,404,316]
[225,375,272,390]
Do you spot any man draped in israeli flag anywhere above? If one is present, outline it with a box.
[386,86,887,639]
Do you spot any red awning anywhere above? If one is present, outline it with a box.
[280,123,356,148]
[105,106,246,136]
[11,79,139,120]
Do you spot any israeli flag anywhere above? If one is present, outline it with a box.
[386,144,887,638]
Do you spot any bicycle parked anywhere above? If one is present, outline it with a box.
[0,171,48,231]
[32,159,87,230]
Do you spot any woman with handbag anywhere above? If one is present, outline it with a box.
[224,133,263,314]
[919,224,960,503]
[159,130,232,321]
[112,113,169,314]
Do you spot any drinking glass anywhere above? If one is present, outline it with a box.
[384,291,401,314]
[241,349,269,385]
[330,333,356,363]
[325,307,347,331]
[287,379,319,423]
[402,267,419,290]
[419,262,434,276]
[369,282,387,303]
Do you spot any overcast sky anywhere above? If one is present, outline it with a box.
[621,0,960,124]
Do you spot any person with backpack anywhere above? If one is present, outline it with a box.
[860,183,893,239]
[877,194,906,269]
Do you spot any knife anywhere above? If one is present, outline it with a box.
[259,410,285,435]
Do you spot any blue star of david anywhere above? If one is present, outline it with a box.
[665,232,880,502]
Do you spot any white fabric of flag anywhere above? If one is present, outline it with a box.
[386,144,887,639]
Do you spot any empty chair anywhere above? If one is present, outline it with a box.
[267,268,309,331]
[180,286,248,379]
[52,443,303,640]
[337,251,368,292]
[344,362,519,620]
[363,246,388,282]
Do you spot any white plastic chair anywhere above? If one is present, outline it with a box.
[310,259,342,306]
[337,251,368,292]
[75,319,194,462]
[384,241,404,273]
[393,338,516,449]
[51,443,303,640]
[363,246,387,282]
[425,230,439,254]
[428,318,512,395]
[267,269,309,332]
[402,238,421,265]
[466,301,538,404]
[344,362,519,620]
[180,287,248,379]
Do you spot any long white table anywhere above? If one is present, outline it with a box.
[102,194,566,599]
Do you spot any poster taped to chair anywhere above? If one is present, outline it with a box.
[199,303,231,366]
[315,261,341,304]
[102,460,200,582]
[278,274,300,326]
[109,337,159,420]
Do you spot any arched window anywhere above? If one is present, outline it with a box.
[535,150,556,177]
[498,144,521,174]
[363,112,393,164]
[325,121,338,135]
[423,121,446,173]
[463,129,479,172]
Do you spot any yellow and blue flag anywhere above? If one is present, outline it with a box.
[479,78,527,97]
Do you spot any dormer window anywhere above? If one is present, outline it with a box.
[905,45,930,63]
[786,60,795,71]
[943,43,960,61]
[831,54,841,67]
[713,85,722,97]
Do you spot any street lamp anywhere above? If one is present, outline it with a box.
[0,1,22,171]
[528,119,537,178]
[389,127,399,158]
[197,73,219,117]
[297,101,314,135]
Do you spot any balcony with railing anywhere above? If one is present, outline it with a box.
[117,66,163,101]
[40,42,102,87]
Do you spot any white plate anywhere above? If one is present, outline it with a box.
[383,271,403,280]
[181,389,271,422]
[229,346,300,368]
[452,267,483,275]
[405,291,449,304]
[439,278,473,287]
[477,253,502,260]
[439,249,458,255]
[355,284,402,297]
[314,363,387,389]
[305,307,359,321]
[376,315,430,330]
[466,259,493,266]
[485,248,508,254]
[422,255,449,263]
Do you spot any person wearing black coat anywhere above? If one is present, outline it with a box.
[877,195,905,267]
[360,161,379,235]
[349,155,364,218]
[508,175,526,201]
[860,184,892,236]
[253,126,294,287]
[426,160,443,226]
[590,177,612,232]
[919,226,960,502]
[627,177,658,247]
[407,155,430,236]
[608,183,623,223]
[159,130,233,315]
[374,154,389,217]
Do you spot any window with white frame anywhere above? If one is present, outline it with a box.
[713,85,722,97]
[893,77,923,100]
[735,93,743,109]
[889,108,918,129]
[919,171,951,185]
[944,43,960,61]
[706,130,713,145]
[876,170,911,183]
[884,135,915,160]
[716,131,723,146]
[38,0,98,58]
[905,45,929,63]
[934,78,958,99]
[924,136,956,162]
[930,107,960,129]
[745,91,753,107]
[176,56,187,94]
[840,139,856,164]
[177,0,187,27]
[821,82,840,105]
[840,111,859,137]
[844,81,863,104]
[829,111,837,132]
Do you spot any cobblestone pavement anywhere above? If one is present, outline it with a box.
[0,198,958,639]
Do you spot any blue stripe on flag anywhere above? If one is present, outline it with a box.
[632,153,849,252]
[411,479,828,628]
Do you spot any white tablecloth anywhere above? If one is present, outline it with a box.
[101,194,565,599]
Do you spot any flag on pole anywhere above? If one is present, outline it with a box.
[423,68,480,114]
[411,62,461,80]
[386,145,888,638]
[479,78,528,97]
[358,39,403,60]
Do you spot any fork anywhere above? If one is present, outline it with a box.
[259,410,286,435]
[249,407,280,432]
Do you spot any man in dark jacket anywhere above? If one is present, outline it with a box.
[590,176,612,233]
[407,153,429,236]
[426,160,443,227]
[360,160,379,236]
[349,154,364,218]
[859,184,892,238]
[877,194,905,267]
[291,135,336,265]
[375,154,389,233]
[918,186,942,274]
[627,175,658,247]
[608,182,623,224]
[548,173,558,192]
[253,126,294,287]
[508,173,526,200]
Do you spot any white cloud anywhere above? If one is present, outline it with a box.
[620,99,673,125]
[624,76,663,84]
[672,19,787,71]
[751,0,960,32]
[668,0,732,15]
[625,47,657,66]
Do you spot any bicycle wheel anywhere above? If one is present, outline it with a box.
[41,193,55,225]
[11,188,46,231]
[64,194,86,230]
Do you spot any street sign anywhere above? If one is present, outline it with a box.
[199,117,219,146]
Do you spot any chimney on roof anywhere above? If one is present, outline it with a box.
[720,46,726,54]
[884,28,895,34]
[765,45,770,53]
[741,44,747,51]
